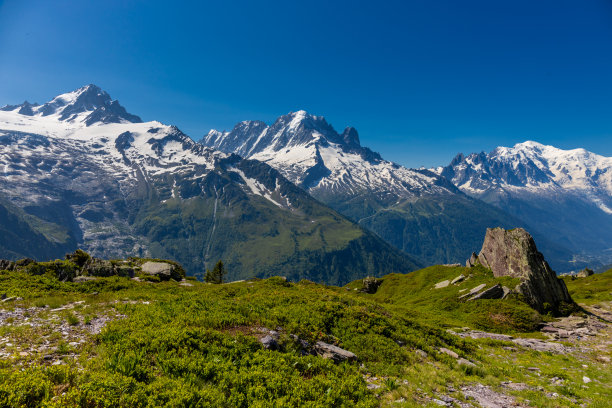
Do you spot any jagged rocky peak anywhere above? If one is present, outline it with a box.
[466,227,574,315]
[1,84,142,126]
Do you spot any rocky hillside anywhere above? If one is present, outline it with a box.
[200,111,569,269]
[0,86,419,284]
[439,141,612,270]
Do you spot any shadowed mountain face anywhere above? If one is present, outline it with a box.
[0,86,420,284]
[200,112,576,271]
[439,142,612,270]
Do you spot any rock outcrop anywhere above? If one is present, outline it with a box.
[576,268,594,278]
[467,228,574,315]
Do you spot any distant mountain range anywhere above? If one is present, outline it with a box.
[2,85,609,278]
[0,85,418,284]
[438,141,612,268]
[201,112,579,271]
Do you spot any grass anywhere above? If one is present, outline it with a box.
[562,269,612,304]
[0,264,609,407]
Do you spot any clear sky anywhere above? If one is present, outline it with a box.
[1,0,611,167]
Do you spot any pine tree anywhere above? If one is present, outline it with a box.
[204,260,226,284]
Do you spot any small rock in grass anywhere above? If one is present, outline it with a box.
[450,275,465,285]
[314,341,357,362]
[260,335,278,350]
[439,347,458,359]
[583,376,591,384]
[434,280,450,289]
[457,358,476,367]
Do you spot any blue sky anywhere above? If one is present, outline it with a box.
[1,0,611,167]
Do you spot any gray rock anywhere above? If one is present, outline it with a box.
[458,283,486,299]
[434,280,450,289]
[260,335,279,350]
[501,286,512,299]
[141,262,177,280]
[314,341,357,363]
[457,358,476,367]
[576,268,594,278]
[439,347,458,359]
[468,284,504,301]
[415,349,428,359]
[466,252,479,267]
[470,228,574,314]
[73,276,99,283]
[451,274,465,285]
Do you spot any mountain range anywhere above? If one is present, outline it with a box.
[0,85,418,284]
[439,141,612,267]
[200,112,580,271]
[1,85,610,279]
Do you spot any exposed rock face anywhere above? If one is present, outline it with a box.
[468,228,573,314]
[576,268,594,278]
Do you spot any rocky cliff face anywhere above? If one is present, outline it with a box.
[468,228,574,315]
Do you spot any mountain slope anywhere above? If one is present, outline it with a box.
[439,141,612,268]
[200,112,573,270]
[0,86,419,284]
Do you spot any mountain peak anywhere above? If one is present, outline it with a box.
[2,84,142,126]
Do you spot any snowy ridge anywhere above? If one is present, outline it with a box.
[201,110,454,199]
[1,84,142,126]
[440,141,612,213]
[0,85,296,251]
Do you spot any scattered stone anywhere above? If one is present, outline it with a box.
[314,341,357,363]
[1,296,16,303]
[452,329,573,353]
[439,347,459,359]
[415,349,428,359]
[576,268,594,278]
[366,383,380,390]
[431,398,449,406]
[466,252,479,268]
[582,376,591,384]
[435,280,450,289]
[179,280,193,287]
[526,366,540,372]
[451,275,465,285]
[461,383,521,408]
[501,286,512,299]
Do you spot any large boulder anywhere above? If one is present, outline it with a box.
[467,228,573,315]
[140,261,181,281]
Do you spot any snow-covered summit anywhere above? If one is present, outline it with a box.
[200,110,453,197]
[1,84,142,126]
[440,140,612,198]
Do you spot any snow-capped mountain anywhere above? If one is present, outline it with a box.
[439,141,612,267]
[0,86,418,283]
[1,84,142,126]
[203,110,454,197]
[200,112,572,270]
